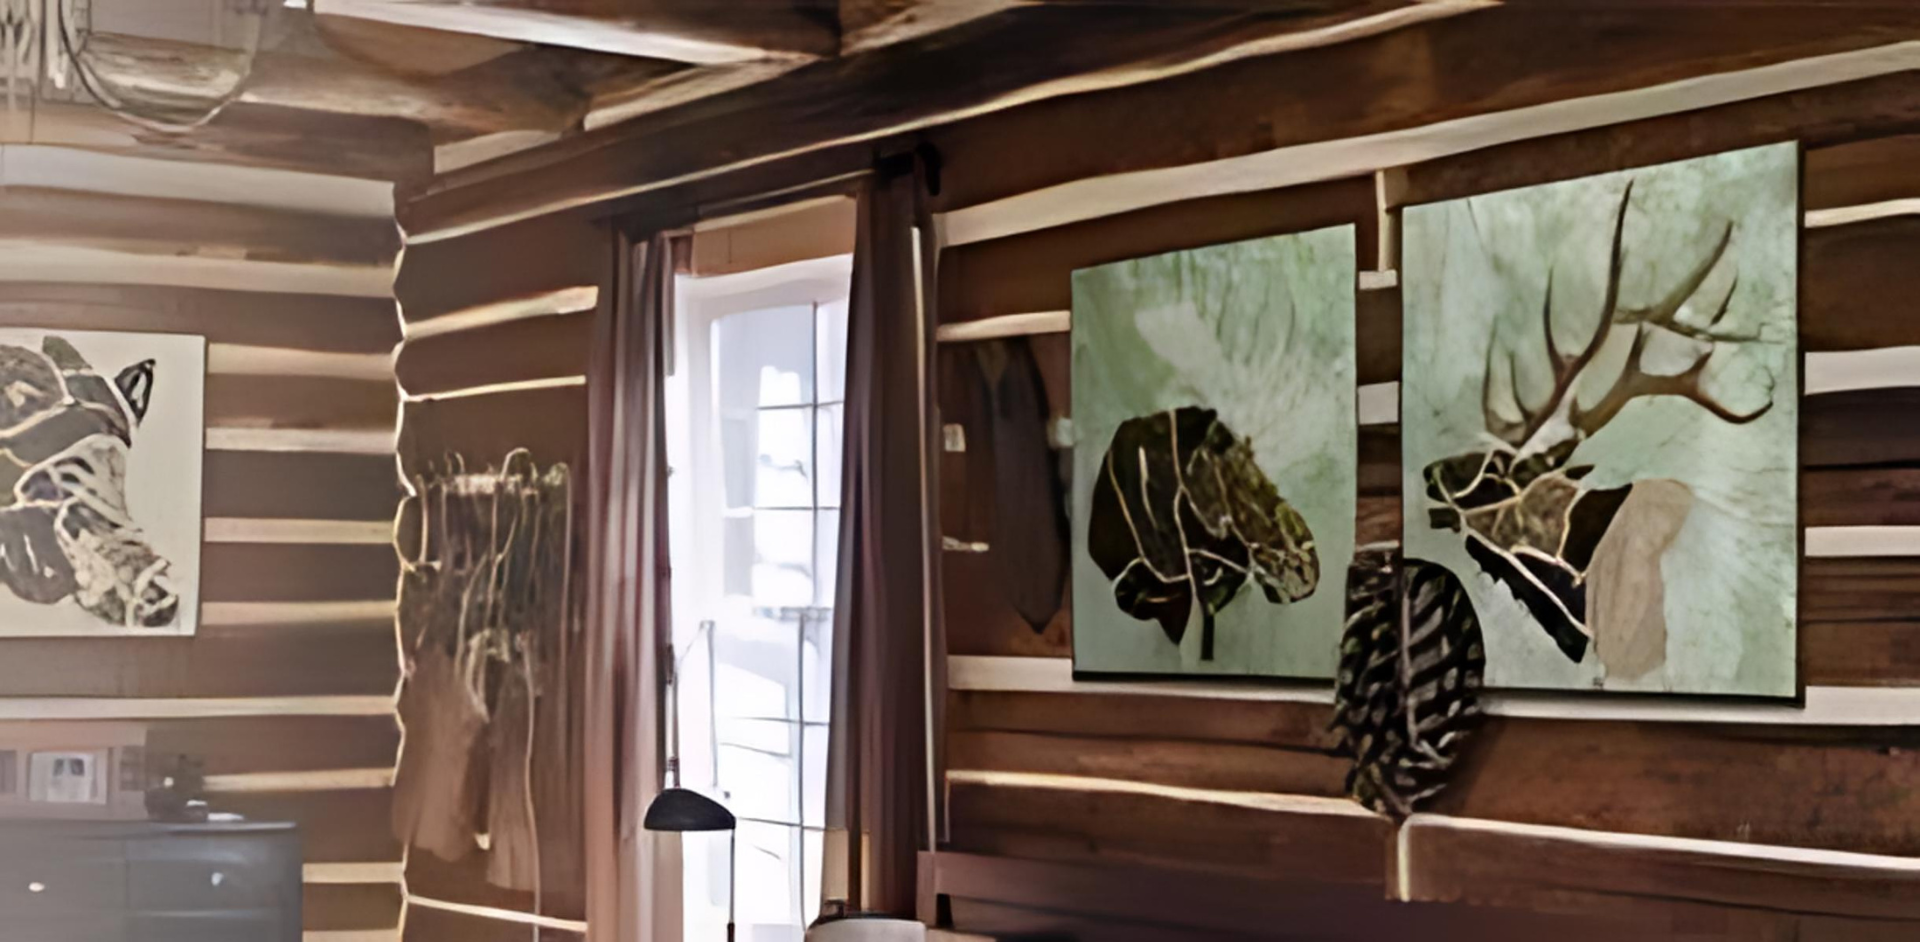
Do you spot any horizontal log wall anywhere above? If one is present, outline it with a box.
[393,210,607,939]
[925,24,1920,939]
[0,152,405,941]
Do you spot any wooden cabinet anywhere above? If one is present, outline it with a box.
[0,820,300,942]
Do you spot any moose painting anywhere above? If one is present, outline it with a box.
[1072,227,1357,678]
[1402,144,1798,697]
[0,329,204,636]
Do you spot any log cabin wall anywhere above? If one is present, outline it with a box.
[917,13,1920,940]
[392,210,607,942]
[0,147,408,940]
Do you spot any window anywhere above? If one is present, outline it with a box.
[667,255,851,942]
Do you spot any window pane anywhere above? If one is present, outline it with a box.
[802,829,824,926]
[815,404,843,510]
[801,612,832,725]
[735,821,801,938]
[813,509,839,610]
[816,299,848,403]
[722,515,754,598]
[681,825,732,942]
[801,724,827,830]
[715,305,814,409]
[753,510,814,607]
[754,407,813,509]
[714,612,797,721]
[676,630,719,791]
[719,412,756,511]
[716,742,796,824]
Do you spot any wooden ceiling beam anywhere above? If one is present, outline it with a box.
[4,100,432,185]
[312,0,837,64]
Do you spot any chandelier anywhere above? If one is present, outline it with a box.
[0,0,274,132]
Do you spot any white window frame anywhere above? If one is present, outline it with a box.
[668,253,853,941]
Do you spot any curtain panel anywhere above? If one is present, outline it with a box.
[585,230,682,942]
[823,163,942,916]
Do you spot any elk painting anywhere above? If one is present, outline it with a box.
[1072,227,1357,678]
[1402,144,1798,697]
[0,329,205,637]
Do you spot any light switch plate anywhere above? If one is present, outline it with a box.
[28,751,108,805]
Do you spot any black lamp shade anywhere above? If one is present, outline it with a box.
[643,787,736,832]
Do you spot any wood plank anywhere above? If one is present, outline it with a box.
[306,882,404,932]
[1806,216,1920,351]
[1806,134,1920,210]
[947,729,1346,796]
[0,620,398,698]
[148,715,400,777]
[394,213,607,325]
[1804,557,1920,623]
[204,452,402,522]
[203,544,400,603]
[950,689,1337,752]
[0,283,399,353]
[396,311,593,397]
[206,788,399,863]
[1404,815,1920,923]
[1806,390,1920,467]
[1804,467,1920,527]
[945,772,1391,887]
[1805,621,1920,687]
[689,194,855,275]
[400,905,583,942]
[0,142,396,217]
[321,0,835,63]
[933,850,1660,942]
[0,241,394,298]
[0,187,400,268]
[399,384,591,481]
[19,102,433,186]
[1431,719,1920,856]
[208,375,399,432]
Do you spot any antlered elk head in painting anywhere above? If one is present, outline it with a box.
[1422,182,1772,663]
[1402,143,1798,697]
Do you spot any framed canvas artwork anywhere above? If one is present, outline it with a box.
[1071,227,1357,678]
[0,329,205,636]
[1401,143,1799,697]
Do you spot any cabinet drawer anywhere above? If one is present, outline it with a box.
[127,833,301,913]
[0,838,129,913]
[129,910,296,942]
[10,912,130,942]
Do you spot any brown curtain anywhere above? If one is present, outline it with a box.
[585,230,680,941]
[823,165,940,915]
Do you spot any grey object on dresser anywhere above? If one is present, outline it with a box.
[0,819,300,942]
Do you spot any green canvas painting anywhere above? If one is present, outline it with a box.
[1071,227,1357,678]
[1402,143,1799,697]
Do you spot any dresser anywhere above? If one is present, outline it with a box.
[0,820,301,942]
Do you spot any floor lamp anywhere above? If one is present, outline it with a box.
[644,788,735,941]
[648,621,737,940]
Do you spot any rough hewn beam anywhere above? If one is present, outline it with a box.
[314,0,837,63]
